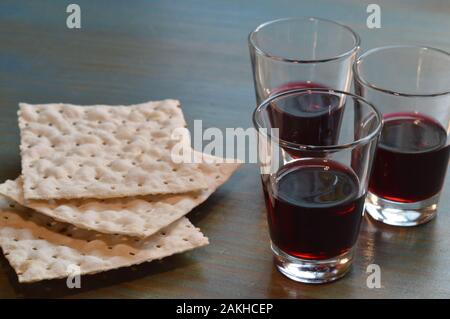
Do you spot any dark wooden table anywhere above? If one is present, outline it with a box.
[0,0,449,298]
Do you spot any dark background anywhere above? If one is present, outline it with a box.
[0,0,449,298]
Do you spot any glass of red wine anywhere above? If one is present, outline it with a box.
[354,45,450,227]
[249,17,360,104]
[253,88,382,283]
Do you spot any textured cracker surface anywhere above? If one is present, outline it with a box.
[0,154,241,237]
[0,196,209,283]
[18,100,207,200]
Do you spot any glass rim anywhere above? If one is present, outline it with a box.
[353,45,450,97]
[248,17,361,64]
[252,88,383,152]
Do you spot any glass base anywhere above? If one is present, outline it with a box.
[271,243,353,284]
[365,192,439,227]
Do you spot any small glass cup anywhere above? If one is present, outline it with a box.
[253,88,382,283]
[248,17,360,104]
[354,45,450,227]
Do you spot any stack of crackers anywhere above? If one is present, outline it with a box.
[0,100,240,283]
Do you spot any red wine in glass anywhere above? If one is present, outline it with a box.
[267,82,344,156]
[269,81,328,95]
[369,112,450,203]
[262,159,365,260]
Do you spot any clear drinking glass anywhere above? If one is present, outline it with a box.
[249,17,360,104]
[354,45,450,227]
[253,88,382,283]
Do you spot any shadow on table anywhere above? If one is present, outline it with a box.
[0,249,201,298]
[359,214,439,268]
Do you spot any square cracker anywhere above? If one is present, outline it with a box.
[0,196,208,283]
[0,153,241,238]
[18,100,207,200]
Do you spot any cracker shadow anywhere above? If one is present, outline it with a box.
[187,166,246,226]
[0,252,198,298]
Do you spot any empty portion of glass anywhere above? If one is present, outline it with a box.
[354,45,450,227]
[249,17,358,62]
[254,89,381,283]
[249,17,360,104]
